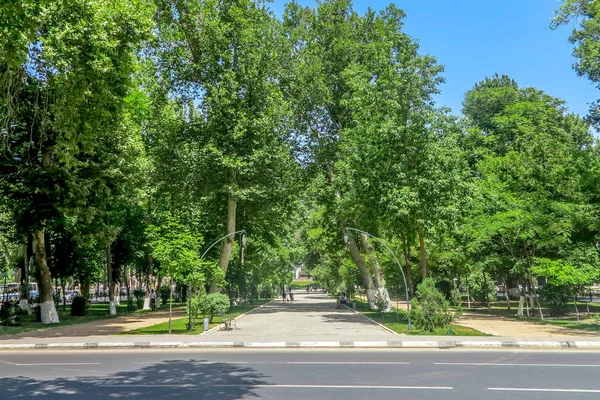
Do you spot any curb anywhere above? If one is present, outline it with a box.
[2,340,600,350]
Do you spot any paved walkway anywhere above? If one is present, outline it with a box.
[204,291,396,342]
[1,309,186,339]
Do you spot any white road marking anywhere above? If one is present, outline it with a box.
[489,388,600,393]
[214,384,452,390]
[287,361,410,365]
[14,362,102,366]
[131,361,248,365]
[435,362,600,368]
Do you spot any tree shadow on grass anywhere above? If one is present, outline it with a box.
[0,360,268,399]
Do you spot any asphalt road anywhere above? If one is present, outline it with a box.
[2,349,600,399]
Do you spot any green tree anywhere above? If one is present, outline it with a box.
[0,0,154,323]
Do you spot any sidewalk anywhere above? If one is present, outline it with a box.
[202,291,396,342]
[1,308,186,339]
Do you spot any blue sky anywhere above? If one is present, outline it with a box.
[268,0,597,118]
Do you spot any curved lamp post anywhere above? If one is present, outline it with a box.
[343,227,412,331]
[187,229,247,330]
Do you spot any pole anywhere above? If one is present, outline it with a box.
[344,227,412,331]
[187,230,246,330]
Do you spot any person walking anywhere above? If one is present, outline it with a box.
[289,289,294,302]
[281,288,287,303]
[150,289,157,311]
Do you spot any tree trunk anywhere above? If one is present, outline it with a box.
[345,231,378,309]
[417,225,427,280]
[32,228,59,324]
[529,276,543,320]
[483,271,490,310]
[168,277,174,334]
[401,233,414,297]
[574,294,580,322]
[20,241,29,302]
[210,190,237,293]
[155,273,163,309]
[465,275,471,309]
[106,245,116,315]
[504,278,511,310]
[360,234,392,312]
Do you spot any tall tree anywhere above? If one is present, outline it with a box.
[0,0,153,323]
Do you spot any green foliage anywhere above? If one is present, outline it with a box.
[70,296,87,317]
[198,293,231,323]
[160,285,171,305]
[133,289,145,309]
[0,303,20,326]
[410,279,454,332]
[467,271,497,306]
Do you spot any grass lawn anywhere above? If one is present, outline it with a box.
[0,303,151,336]
[289,279,314,290]
[352,298,489,336]
[536,318,600,333]
[123,298,273,335]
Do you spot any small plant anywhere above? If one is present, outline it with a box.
[198,293,230,323]
[127,298,137,312]
[374,294,388,313]
[468,272,496,307]
[160,285,171,305]
[71,296,87,317]
[133,288,145,309]
[410,278,454,332]
[0,303,21,326]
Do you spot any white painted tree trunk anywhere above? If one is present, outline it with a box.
[143,296,151,310]
[109,301,117,316]
[517,295,524,317]
[40,300,59,324]
[376,287,393,312]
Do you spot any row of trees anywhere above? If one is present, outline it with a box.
[1,0,599,324]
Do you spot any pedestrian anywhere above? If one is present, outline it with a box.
[281,288,287,303]
[289,289,294,302]
[150,289,157,310]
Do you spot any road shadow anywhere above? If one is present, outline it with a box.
[0,359,267,399]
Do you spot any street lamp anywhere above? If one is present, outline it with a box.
[343,227,412,331]
[187,229,247,330]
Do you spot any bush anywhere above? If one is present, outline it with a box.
[127,298,137,312]
[71,296,87,317]
[374,294,389,313]
[198,293,230,323]
[539,284,571,315]
[133,289,145,309]
[160,285,171,305]
[0,303,21,326]
[410,279,454,332]
[467,272,496,306]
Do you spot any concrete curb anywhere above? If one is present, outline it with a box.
[2,340,600,351]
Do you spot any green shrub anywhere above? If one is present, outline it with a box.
[467,272,496,306]
[133,289,145,309]
[410,279,454,332]
[127,298,137,312]
[374,294,388,313]
[0,303,21,326]
[71,296,87,316]
[198,293,230,323]
[539,284,571,315]
[160,285,171,305]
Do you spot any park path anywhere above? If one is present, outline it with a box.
[0,308,186,339]
[204,291,397,342]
